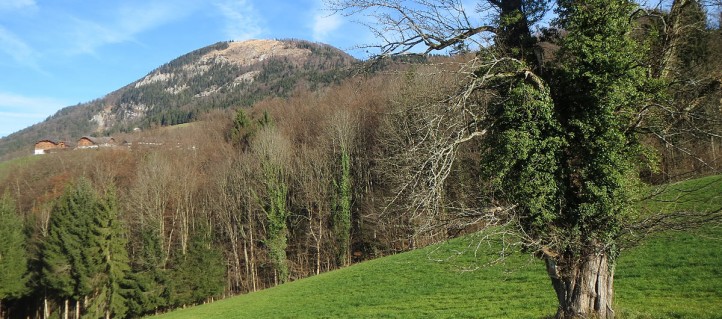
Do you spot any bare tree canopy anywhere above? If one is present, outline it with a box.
[329,0,550,59]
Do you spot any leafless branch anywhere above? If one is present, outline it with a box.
[374,56,545,243]
[328,0,496,56]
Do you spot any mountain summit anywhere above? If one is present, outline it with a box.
[0,39,356,159]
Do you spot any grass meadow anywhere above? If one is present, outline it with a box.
[0,155,39,182]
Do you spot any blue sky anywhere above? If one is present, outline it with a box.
[0,0,372,138]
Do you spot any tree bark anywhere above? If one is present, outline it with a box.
[317,216,322,275]
[660,0,694,79]
[246,192,257,292]
[43,296,49,319]
[495,0,535,64]
[242,238,249,291]
[545,252,615,319]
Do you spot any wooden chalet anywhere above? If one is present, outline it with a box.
[76,136,116,149]
[34,139,69,155]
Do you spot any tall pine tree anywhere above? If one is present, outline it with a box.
[85,189,130,319]
[42,180,131,319]
[0,194,28,318]
[42,179,97,317]
[169,234,225,307]
[125,227,169,317]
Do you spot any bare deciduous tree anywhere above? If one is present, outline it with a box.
[330,1,721,318]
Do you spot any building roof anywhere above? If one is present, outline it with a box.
[79,136,115,145]
[35,138,67,145]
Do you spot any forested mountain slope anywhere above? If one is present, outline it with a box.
[0,39,356,160]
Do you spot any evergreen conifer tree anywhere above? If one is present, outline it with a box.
[42,180,97,315]
[42,180,132,319]
[169,235,225,307]
[125,228,169,317]
[85,189,130,319]
[0,195,29,318]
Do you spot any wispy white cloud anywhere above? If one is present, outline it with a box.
[117,1,198,36]
[0,110,46,117]
[63,1,199,55]
[0,92,67,112]
[64,17,128,56]
[312,11,342,42]
[0,92,68,137]
[304,0,373,56]
[213,0,265,41]
[0,0,37,12]
[0,26,41,70]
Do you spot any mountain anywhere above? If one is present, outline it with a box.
[0,39,357,160]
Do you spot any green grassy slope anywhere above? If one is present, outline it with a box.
[616,225,722,319]
[154,176,722,319]
[0,155,39,182]
[154,233,556,319]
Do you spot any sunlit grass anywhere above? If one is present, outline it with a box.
[153,231,557,319]
[0,155,40,182]
[643,175,722,213]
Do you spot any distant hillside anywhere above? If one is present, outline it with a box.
[0,39,356,160]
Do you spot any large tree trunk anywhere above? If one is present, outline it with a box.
[317,216,322,275]
[246,193,257,292]
[496,0,535,64]
[43,296,49,319]
[75,298,81,319]
[545,252,615,319]
[242,238,250,291]
[660,0,695,79]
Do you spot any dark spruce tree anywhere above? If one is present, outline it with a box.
[41,180,97,318]
[41,180,131,319]
[125,228,170,317]
[85,189,130,319]
[169,234,225,307]
[0,195,29,318]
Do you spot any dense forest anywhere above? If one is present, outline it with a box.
[0,1,721,318]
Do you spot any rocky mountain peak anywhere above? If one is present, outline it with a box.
[202,39,313,66]
[0,39,357,160]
